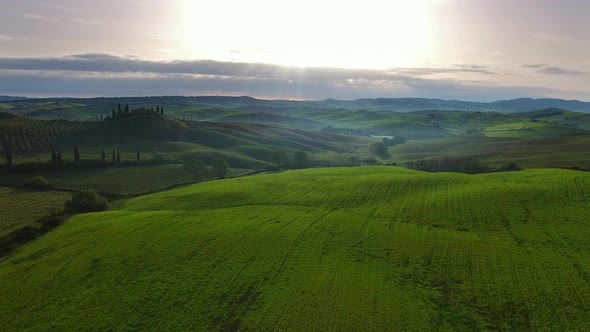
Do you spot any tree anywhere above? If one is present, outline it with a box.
[293,151,309,168]
[64,190,108,213]
[24,176,50,189]
[117,104,122,117]
[160,106,164,116]
[349,155,361,166]
[112,107,116,118]
[369,142,388,157]
[101,149,106,161]
[57,151,62,164]
[381,136,406,147]
[51,148,57,164]
[112,148,116,164]
[156,106,160,114]
[100,114,103,121]
[4,143,13,166]
[271,149,288,168]
[116,151,121,164]
[124,104,130,114]
[213,157,229,179]
[74,146,80,163]
[183,159,208,180]
[136,147,140,162]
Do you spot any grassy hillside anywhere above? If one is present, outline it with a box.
[1,167,589,330]
[0,187,70,237]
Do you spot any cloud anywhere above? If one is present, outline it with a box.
[532,33,587,46]
[23,13,45,19]
[523,64,546,69]
[38,4,86,13]
[0,53,497,80]
[537,66,585,75]
[523,64,585,75]
[71,18,103,25]
[0,54,572,101]
[22,13,58,22]
[0,34,27,43]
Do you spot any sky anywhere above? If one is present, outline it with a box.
[0,0,588,101]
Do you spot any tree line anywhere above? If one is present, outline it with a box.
[91,104,165,121]
[1,145,144,168]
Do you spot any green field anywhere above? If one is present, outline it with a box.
[0,187,70,237]
[1,167,589,330]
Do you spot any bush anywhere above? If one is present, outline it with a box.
[496,162,522,172]
[24,176,51,189]
[292,151,309,169]
[65,190,108,213]
[369,142,388,157]
[362,157,379,165]
[184,159,209,180]
[561,165,589,172]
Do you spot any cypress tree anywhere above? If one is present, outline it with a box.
[117,104,122,117]
[100,114,103,121]
[116,151,121,164]
[101,149,106,161]
[136,147,140,162]
[96,115,99,121]
[57,151,62,164]
[51,148,57,164]
[112,148,116,164]
[4,144,12,166]
[112,107,116,118]
[124,104,130,114]
[160,106,164,116]
[74,146,80,163]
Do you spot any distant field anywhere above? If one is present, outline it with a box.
[1,167,589,330]
[0,187,70,237]
[389,135,590,168]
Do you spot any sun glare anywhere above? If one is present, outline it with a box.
[177,0,436,69]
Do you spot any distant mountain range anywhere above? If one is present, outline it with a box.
[0,95,28,102]
[2,96,590,113]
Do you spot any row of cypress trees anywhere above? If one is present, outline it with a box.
[47,147,141,164]
[109,104,164,119]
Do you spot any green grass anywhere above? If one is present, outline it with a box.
[1,167,589,330]
[0,187,70,237]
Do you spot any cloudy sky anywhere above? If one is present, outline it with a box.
[0,0,588,100]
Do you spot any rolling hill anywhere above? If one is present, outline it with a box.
[1,167,589,330]
[0,112,370,168]
[4,96,590,114]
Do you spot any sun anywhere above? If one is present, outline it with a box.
[176,0,435,69]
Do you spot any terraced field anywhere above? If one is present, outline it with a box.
[0,167,589,330]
